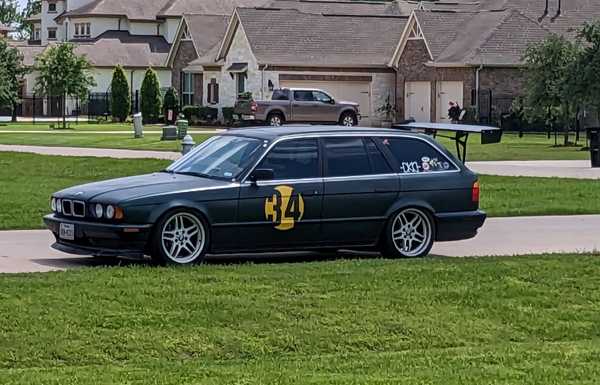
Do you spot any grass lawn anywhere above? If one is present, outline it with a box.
[1,152,599,230]
[0,122,219,132]
[1,254,600,384]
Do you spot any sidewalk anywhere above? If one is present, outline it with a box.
[0,144,180,160]
[1,215,599,273]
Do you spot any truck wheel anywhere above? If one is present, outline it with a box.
[340,112,358,127]
[267,112,284,127]
[150,209,209,266]
[381,207,434,258]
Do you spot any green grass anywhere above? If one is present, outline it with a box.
[1,254,600,384]
[0,122,218,132]
[1,152,599,230]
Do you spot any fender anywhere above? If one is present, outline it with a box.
[338,107,357,120]
[384,197,436,219]
[265,107,286,121]
[147,199,212,225]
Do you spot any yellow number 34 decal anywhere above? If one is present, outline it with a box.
[264,185,305,231]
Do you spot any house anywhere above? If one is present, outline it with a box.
[177,7,407,125]
[0,23,12,38]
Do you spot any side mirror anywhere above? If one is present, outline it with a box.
[328,99,335,104]
[249,168,274,184]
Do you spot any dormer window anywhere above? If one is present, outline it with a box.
[74,23,91,38]
[48,2,57,13]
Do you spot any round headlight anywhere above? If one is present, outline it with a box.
[51,198,56,211]
[105,205,115,219]
[56,199,62,213]
[95,203,104,218]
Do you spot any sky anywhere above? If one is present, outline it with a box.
[16,0,28,11]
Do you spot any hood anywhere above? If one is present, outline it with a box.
[54,172,234,203]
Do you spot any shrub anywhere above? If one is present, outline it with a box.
[222,107,235,125]
[181,105,219,124]
[163,87,179,124]
[140,68,162,124]
[110,65,131,122]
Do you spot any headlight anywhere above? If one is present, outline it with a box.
[105,205,115,219]
[56,199,62,213]
[95,203,103,218]
[51,198,56,211]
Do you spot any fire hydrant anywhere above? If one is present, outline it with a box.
[181,134,195,155]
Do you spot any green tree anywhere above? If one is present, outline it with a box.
[576,22,600,123]
[522,34,580,145]
[0,38,28,121]
[163,87,179,123]
[140,67,161,124]
[0,0,20,25]
[34,43,95,129]
[110,65,131,122]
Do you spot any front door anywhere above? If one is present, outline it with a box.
[237,138,323,250]
[311,90,338,122]
[405,81,431,122]
[437,81,464,122]
[321,137,399,245]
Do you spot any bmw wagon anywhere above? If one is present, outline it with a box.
[44,126,486,265]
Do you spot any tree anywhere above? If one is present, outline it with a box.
[140,68,162,124]
[576,21,600,124]
[34,43,95,129]
[110,65,131,122]
[0,0,20,26]
[163,87,179,123]
[19,0,41,39]
[0,38,28,120]
[522,34,580,146]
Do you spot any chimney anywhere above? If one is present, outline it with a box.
[538,0,549,22]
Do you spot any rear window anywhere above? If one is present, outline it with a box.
[272,89,290,101]
[376,137,457,174]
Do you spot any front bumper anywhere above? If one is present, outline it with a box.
[44,214,153,258]
[435,210,486,242]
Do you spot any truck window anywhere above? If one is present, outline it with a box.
[272,89,290,101]
[313,91,332,103]
[293,91,315,102]
[377,137,457,174]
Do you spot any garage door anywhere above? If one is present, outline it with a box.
[436,81,464,123]
[405,81,431,122]
[279,80,371,122]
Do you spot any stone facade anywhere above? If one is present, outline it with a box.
[172,41,203,105]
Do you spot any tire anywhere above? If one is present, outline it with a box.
[381,207,435,258]
[339,112,358,127]
[150,209,209,266]
[267,112,284,127]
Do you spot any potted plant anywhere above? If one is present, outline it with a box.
[377,94,397,128]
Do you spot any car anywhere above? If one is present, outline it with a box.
[44,126,486,265]
[234,88,360,127]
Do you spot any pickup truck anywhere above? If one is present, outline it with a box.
[234,88,361,127]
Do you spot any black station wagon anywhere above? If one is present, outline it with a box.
[44,126,485,265]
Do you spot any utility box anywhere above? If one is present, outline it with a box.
[161,125,178,141]
[588,127,600,168]
[176,119,189,140]
[133,113,143,138]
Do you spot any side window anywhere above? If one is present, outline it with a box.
[294,91,314,102]
[365,138,392,174]
[313,91,332,103]
[272,89,290,101]
[324,137,371,177]
[258,139,320,180]
[378,137,457,174]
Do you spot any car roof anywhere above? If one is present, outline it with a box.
[224,125,430,141]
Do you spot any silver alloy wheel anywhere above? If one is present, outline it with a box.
[342,115,355,126]
[391,208,432,257]
[160,212,206,264]
[269,115,282,126]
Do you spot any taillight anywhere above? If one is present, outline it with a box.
[250,101,257,112]
[472,181,480,203]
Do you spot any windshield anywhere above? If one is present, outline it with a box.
[167,135,264,180]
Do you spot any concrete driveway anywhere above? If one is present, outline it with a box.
[2,215,598,274]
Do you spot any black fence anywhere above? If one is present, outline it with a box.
[87,91,140,122]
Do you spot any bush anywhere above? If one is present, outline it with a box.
[163,87,179,124]
[181,105,219,124]
[222,107,235,125]
[140,68,162,124]
[110,65,131,122]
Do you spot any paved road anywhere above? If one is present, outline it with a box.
[2,215,598,274]
[467,160,599,179]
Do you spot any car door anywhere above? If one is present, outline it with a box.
[237,138,323,250]
[321,136,399,246]
[311,91,338,122]
[291,90,317,121]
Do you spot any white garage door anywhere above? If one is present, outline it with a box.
[279,80,372,122]
[436,81,464,123]
[405,81,431,122]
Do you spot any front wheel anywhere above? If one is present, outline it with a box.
[339,112,358,127]
[150,210,209,265]
[382,208,434,258]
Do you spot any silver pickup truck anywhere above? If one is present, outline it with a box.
[234,88,361,126]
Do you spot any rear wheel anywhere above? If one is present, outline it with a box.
[382,208,434,258]
[339,112,358,127]
[267,112,284,127]
[150,209,208,265]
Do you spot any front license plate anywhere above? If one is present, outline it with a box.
[242,114,255,120]
[59,223,75,241]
